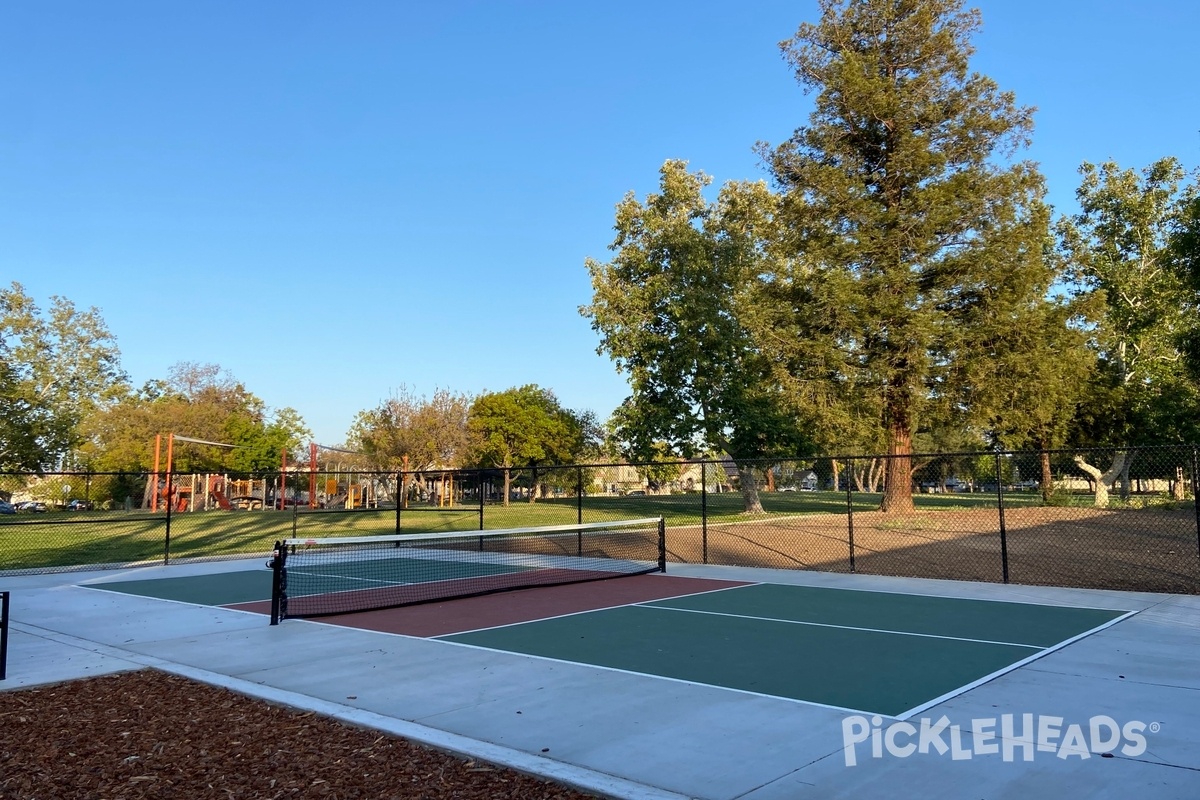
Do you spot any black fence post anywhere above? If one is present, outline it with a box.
[846,460,856,573]
[658,516,667,572]
[1193,446,1200,566]
[478,470,485,531]
[576,466,584,526]
[0,590,9,680]
[394,472,402,534]
[701,462,708,565]
[996,451,1010,584]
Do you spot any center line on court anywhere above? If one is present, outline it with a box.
[635,604,1045,650]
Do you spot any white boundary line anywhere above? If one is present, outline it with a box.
[893,608,1142,720]
[678,573,1136,613]
[432,582,1141,720]
[632,604,1045,650]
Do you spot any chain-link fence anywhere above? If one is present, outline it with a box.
[2,445,1197,592]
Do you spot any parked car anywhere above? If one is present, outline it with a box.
[0,500,15,514]
[18,501,48,512]
[66,499,94,511]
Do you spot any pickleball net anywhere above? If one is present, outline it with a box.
[268,517,666,621]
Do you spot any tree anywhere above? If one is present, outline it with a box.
[0,352,59,471]
[348,386,475,472]
[466,385,593,505]
[0,282,127,467]
[583,160,814,514]
[84,362,308,474]
[757,0,1042,511]
[1058,158,1200,505]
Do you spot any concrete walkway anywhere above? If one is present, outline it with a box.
[2,562,1198,799]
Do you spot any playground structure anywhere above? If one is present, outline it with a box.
[142,436,403,512]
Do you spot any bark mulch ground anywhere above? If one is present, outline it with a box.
[0,669,599,800]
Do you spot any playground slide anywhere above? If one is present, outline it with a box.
[210,488,232,510]
[324,492,348,509]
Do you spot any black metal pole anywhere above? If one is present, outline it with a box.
[478,470,485,531]
[701,462,708,564]
[577,466,584,526]
[846,461,855,573]
[658,516,667,572]
[400,472,410,534]
[268,542,285,625]
[997,451,1010,583]
[1192,446,1200,566]
[0,590,9,680]
[163,473,173,565]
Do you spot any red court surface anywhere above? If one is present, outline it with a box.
[229,573,748,637]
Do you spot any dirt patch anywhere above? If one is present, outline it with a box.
[0,670,597,800]
[666,506,1200,593]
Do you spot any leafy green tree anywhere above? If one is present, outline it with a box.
[0,351,60,471]
[584,160,813,514]
[466,385,592,505]
[1057,158,1200,505]
[85,362,308,474]
[757,0,1043,511]
[0,282,127,467]
[348,386,476,472]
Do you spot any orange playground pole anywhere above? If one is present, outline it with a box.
[151,434,162,511]
[163,433,175,512]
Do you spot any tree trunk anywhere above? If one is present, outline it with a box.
[1073,452,1126,508]
[528,467,538,504]
[868,458,883,493]
[1118,455,1133,501]
[1173,466,1186,501]
[853,463,866,493]
[1039,449,1054,504]
[831,459,842,492]
[502,468,511,507]
[736,463,765,514]
[881,420,915,512]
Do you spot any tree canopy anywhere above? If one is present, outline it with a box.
[348,386,475,471]
[0,282,127,469]
[584,160,815,511]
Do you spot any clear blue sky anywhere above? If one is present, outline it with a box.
[3,1,1197,445]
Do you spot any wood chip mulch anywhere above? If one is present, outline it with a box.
[0,669,600,799]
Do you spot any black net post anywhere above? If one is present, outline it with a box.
[1,590,9,680]
[658,516,667,572]
[701,462,708,564]
[478,470,485,530]
[268,541,287,625]
[163,472,173,565]
[996,450,1010,583]
[846,459,856,573]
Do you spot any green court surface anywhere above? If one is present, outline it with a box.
[90,570,273,606]
[285,556,529,595]
[440,583,1129,718]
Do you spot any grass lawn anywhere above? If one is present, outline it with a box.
[0,490,1042,571]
